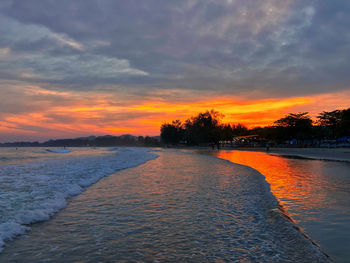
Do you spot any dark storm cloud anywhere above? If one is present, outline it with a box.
[1,0,350,97]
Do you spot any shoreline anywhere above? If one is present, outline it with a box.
[227,147,350,162]
[179,146,350,162]
[0,150,330,262]
[193,147,350,262]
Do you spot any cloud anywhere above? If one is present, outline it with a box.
[0,16,148,84]
[1,53,148,80]
[1,0,348,96]
[2,1,350,86]
[0,1,350,141]
[0,16,83,52]
[1,82,350,142]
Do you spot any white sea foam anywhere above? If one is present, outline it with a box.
[180,151,330,262]
[0,148,158,251]
[46,149,72,153]
[0,149,331,261]
[107,147,119,151]
[0,222,29,252]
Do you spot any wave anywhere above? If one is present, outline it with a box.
[0,148,158,252]
[46,149,72,153]
[182,151,331,262]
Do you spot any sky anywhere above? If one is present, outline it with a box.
[0,0,350,142]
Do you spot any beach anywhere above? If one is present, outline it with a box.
[1,0,349,261]
[198,148,350,262]
[0,148,330,262]
[221,147,350,162]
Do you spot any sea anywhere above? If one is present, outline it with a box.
[198,149,350,263]
[0,147,344,262]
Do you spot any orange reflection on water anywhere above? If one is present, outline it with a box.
[211,150,331,219]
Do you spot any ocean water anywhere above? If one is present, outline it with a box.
[0,147,158,252]
[0,149,328,262]
[0,147,113,166]
[200,149,350,262]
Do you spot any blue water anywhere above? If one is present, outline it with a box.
[200,149,350,262]
[0,147,157,252]
[0,147,112,166]
[0,149,328,262]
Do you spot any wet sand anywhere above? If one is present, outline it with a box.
[197,149,350,262]
[0,150,329,262]
[227,147,350,162]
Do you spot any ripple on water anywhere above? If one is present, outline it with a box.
[0,150,329,262]
[203,149,350,262]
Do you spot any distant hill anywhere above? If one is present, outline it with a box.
[0,135,160,147]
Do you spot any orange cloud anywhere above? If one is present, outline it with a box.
[1,86,350,142]
[132,97,314,128]
[106,127,137,133]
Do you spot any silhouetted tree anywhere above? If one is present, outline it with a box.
[160,120,183,145]
[232,123,248,136]
[317,108,350,138]
[184,110,223,146]
[317,110,342,138]
[221,124,234,141]
[137,136,145,144]
[143,136,160,146]
[338,108,350,137]
[159,108,349,148]
[274,112,313,140]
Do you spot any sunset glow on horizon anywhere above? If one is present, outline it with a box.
[1,84,349,142]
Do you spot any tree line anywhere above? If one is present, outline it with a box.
[0,135,160,147]
[160,108,350,146]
